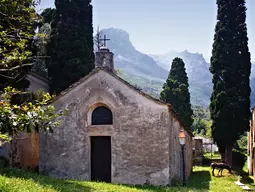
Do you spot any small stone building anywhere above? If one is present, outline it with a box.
[39,47,193,186]
[0,72,49,169]
[248,107,255,182]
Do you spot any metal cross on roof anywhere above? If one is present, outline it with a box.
[99,35,110,47]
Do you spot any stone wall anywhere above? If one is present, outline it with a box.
[10,130,39,169]
[26,73,49,92]
[0,74,47,168]
[39,69,193,186]
[248,108,255,181]
[192,139,203,165]
[168,113,193,183]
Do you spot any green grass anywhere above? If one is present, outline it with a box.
[0,166,252,192]
[203,153,221,160]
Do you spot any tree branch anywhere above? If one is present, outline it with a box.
[0,11,7,17]
[0,72,23,80]
[0,63,33,72]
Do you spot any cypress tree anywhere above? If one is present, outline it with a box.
[47,0,94,93]
[210,0,251,165]
[160,57,194,129]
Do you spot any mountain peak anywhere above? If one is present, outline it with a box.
[100,28,130,43]
[100,28,136,55]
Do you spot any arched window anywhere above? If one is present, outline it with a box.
[92,106,113,125]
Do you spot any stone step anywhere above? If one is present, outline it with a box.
[241,185,254,191]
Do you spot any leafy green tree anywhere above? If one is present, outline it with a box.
[32,8,57,78]
[192,118,212,137]
[0,87,65,142]
[160,57,193,129]
[0,1,65,152]
[0,0,40,90]
[47,0,95,93]
[210,0,251,165]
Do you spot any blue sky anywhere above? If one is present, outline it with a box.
[38,0,254,60]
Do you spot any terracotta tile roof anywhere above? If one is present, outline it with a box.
[50,67,193,137]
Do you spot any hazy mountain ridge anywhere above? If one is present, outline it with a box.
[101,28,168,81]
[100,28,255,107]
[150,50,213,106]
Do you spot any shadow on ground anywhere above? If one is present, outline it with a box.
[187,170,211,190]
[122,169,211,192]
[0,168,212,192]
[0,168,94,192]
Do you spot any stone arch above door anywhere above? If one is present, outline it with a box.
[92,106,113,125]
[87,103,114,136]
[87,102,114,126]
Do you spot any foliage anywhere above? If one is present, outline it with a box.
[115,68,124,76]
[0,87,65,141]
[160,57,193,129]
[203,152,221,160]
[0,0,41,90]
[210,0,251,153]
[192,106,212,137]
[192,106,210,120]
[232,149,247,172]
[192,118,212,138]
[118,71,162,98]
[234,134,248,154]
[47,0,95,94]
[0,156,9,168]
[31,8,57,79]
[0,166,249,192]
[40,8,56,25]
[94,26,102,52]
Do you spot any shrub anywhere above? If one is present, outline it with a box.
[232,149,247,172]
[0,156,9,168]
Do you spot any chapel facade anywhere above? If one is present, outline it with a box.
[38,46,193,186]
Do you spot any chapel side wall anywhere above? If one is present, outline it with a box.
[169,114,192,182]
[251,109,255,181]
[248,124,252,176]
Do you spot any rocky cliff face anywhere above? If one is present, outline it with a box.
[100,28,255,107]
[101,28,167,81]
[151,50,213,106]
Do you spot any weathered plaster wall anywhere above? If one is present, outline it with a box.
[10,130,39,169]
[39,70,192,185]
[168,114,193,183]
[26,73,49,92]
[248,109,255,181]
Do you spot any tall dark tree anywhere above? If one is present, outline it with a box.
[0,0,40,90]
[47,0,94,93]
[210,0,251,165]
[32,8,56,78]
[160,58,194,129]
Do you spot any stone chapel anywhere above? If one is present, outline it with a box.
[37,46,193,186]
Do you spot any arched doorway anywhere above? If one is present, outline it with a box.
[90,106,112,183]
